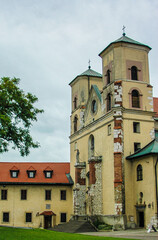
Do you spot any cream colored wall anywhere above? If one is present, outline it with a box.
[0,185,72,228]
[131,156,157,226]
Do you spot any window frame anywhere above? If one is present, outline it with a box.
[107,93,112,112]
[132,90,140,108]
[131,66,138,80]
[107,69,111,84]
[3,212,9,223]
[27,170,36,178]
[133,122,140,133]
[45,190,51,200]
[26,213,32,223]
[91,100,97,114]
[74,115,78,132]
[21,189,27,200]
[137,164,143,181]
[108,124,111,135]
[60,190,66,200]
[60,213,67,223]
[44,170,53,178]
[134,142,141,152]
[10,170,19,178]
[1,189,7,200]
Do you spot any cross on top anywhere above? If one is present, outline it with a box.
[122,25,126,36]
[88,59,91,69]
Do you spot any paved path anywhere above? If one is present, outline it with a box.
[80,229,158,240]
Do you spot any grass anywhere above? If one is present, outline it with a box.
[0,227,139,240]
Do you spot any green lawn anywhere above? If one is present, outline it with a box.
[0,227,139,240]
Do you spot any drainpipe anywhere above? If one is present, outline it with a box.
[155,156,158,227]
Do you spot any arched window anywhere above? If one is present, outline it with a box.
[74,115,78,132]
[132,90,140,108]
[131,66,138,80]
[88,135,94,158]
[91,100,97,113]
[107,93,111,112]
[107,69,110,84]
[137,164,143,181]
[74,97,77,110]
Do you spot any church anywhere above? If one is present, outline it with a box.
[69,32,158,229]
[0,32,158,230]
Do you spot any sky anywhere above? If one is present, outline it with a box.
[0,0,158,163]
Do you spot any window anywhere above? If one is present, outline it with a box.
[133,122,140,133]
[26,213,32,222]
[27,170,36,178]
[60,213,66,222]
[132,90,140,108]
[74,116,78,132]
[107,69,110,84]
[137,164,143,181]
[21,190,27,200]
[60,190,66,200]
[107,93,111,111]
[3,212,9,222]
[1,190,7,200]
[74,97,77,110]
[91,100,97,113]
[108,124,111,135]
[45,190,51,200]
[134,142,141,152]
[131,66,138,80]
[88,135,94,158]
[10,170,19,178]
[44,171,53,178]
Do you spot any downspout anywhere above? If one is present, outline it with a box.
[155,155,158,227]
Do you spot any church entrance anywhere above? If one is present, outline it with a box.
[138,211,144,228]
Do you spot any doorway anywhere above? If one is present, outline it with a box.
[138,211,144,227]
[44,215,52,229]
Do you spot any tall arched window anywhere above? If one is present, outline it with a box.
[137,164,143,181]
[88,135,94,158]
[131,66,138,80]
[107,70,110,84]
[74,97,77,110]
[107,93,111,112]
[74,115,78,132]
[132,90,140,108]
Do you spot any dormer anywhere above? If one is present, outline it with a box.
[43,167,53,178]
[27,166,36,178]
[10,166,19,178]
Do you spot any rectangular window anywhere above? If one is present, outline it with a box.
[60,213,66,222]
[133,122,140,133]
[60,190,66,200]
[21,190,27,200]
[1,190,7,200]
[108,124,111,135]
[26,213,32,222]
[3,212,9,222]
[134,142,141,152]
[45,190,51,200]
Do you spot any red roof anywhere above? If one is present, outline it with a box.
[153,97,158,117]
[0,162,72,185]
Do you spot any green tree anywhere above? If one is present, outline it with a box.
[0,77,44,156]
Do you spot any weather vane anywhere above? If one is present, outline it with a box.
[122,25,126,36]
[88,59,91,69]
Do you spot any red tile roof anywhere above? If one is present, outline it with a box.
[0,162,73,185]
[153,97,158,117]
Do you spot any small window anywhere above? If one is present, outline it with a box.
[10,170,19,178]
[132,90,140,108]
[107,93,111,112]
[74,116,78,132]
[107,69,110,84]
[21,190,27,200]
[60,213,67,222]
[60,190,66,200]
[91,100,97,113]
[131,66,138,80]
[108,124,111,135]
[3,212,9,222]
[26,213,32,223]
[27,171,36,178]
[74,97,77,110]
[45,190,51,200]
[133,122,140,133]
[44,171,53,178]
[1,190,7,200]
[134,142,141,152]
[137,164,143,181]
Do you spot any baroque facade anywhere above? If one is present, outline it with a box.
[69,33,158,228]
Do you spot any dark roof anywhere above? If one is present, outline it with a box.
[92,85,102,102]
[69,67,102,85]
[126,131,158,160]
[0,162,73,185]
[99,33,151,56]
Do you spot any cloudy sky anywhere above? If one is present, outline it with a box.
[0,0,158,162]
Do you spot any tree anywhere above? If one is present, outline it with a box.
[0,77,44,156]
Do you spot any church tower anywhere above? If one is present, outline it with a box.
[69,32,155,227]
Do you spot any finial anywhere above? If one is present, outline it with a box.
[88,59,91,69]
[122,25,126,36]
